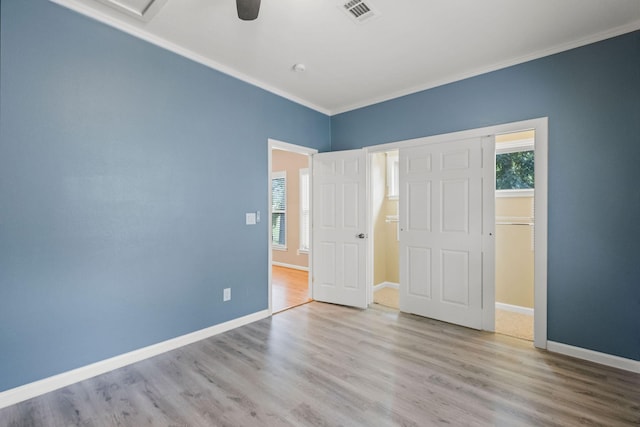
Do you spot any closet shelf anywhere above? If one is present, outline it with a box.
[496,215,534,226]
[385,215,399,223]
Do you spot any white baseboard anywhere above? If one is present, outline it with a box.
[374,281,399,291]
[0,309,270,410]
[547,341,640,374]
[272,261,309,272]
[495,302,534,316]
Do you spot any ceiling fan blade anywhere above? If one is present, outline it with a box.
[236,0,261,21]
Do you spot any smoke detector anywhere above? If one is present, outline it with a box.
[292,64,307,73]
[340,0,380,24]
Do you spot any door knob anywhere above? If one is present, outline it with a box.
[356,233,365,239]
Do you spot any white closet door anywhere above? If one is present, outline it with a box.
[399,138,487,329]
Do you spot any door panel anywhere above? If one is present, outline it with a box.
[441,249,469,305]
[407,246,431,297]
[408,181,431,231]
[312,149,367,309]
[399,138,485,329]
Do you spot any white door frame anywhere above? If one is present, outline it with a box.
[365,117,548,349]
[268,139,318,315]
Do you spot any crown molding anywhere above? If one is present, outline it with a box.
[330,20,640,115]
[48,1,640,117]
[49,0,332,115]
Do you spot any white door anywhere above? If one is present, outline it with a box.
[312,149,367,309]
[399,137,490,329]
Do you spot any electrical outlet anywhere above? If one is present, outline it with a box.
[223,288,231,302]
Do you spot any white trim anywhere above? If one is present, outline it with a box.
[364,119,542,153]
[49,0,331,115]
[533,119,548,350]
[481,136,496,333]
[0,309,270,409]
[366,151,374,306]
[495,302,534,316]
[547,341,640,374]
[93,0,169,21]
[299,168,311,253]
[373,281,399,291]
[50,2,640,116]
[330,21,640,115]
[495,137,534,154]
[272,245,287,251]
[270,140,319,156]
[272,261,309,272]
[386,151,399,199]
[496,189,534,198]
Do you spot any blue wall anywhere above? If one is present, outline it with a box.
[1,0,638,395]
[0,0,330,392]
[332,31,640,361]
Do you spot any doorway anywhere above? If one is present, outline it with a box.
[494,130,535,341]
[363,118,548,348]
[268,139,317,314]
[371,150,400,310]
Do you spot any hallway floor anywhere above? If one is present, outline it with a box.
[272,265,311,313]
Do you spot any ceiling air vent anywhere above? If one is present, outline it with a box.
[94,0,168,21]
[341,0,379,24]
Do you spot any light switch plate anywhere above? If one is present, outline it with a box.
[246,213,256,225]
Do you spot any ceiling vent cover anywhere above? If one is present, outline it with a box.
[341,0,379,23]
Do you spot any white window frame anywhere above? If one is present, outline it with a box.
[272,170,287,250]
[386,151,399,199]
[496,137,535,198]
[298,168,310,254]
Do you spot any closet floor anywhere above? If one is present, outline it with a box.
[495,308,534,341]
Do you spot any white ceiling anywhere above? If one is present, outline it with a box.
[52,0,640,115]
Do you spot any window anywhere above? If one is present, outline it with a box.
[496,151,534,189]
[299,168,310,253]
[386,151,399,199]
[496,137,534,197]
[272,171,286,249]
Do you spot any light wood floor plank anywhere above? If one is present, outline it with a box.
[1,302,639,426]
[272,266,311,313]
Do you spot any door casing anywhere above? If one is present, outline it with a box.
[267,139,318,315]
[364,118,548,349]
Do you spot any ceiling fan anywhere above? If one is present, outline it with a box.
[236,0,261,20]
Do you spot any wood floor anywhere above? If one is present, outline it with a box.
[2,302,639,426]
[272,265,311,313]
[375,287,534,343]
[495,308,534,341]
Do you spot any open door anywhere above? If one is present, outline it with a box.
[399,137,493,329]
[312,149,368,309]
